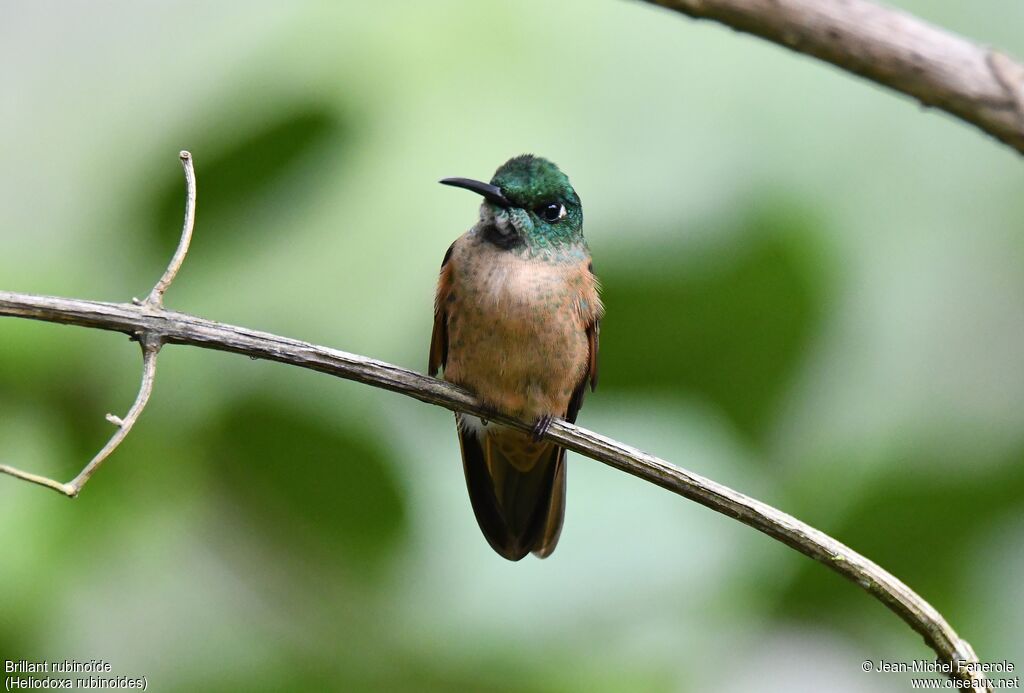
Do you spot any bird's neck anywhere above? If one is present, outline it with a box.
[515,232,589,263]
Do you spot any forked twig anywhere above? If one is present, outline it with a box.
[62,335,161,496]
[0,151,196,497]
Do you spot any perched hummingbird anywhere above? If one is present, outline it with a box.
[430,155,602,561]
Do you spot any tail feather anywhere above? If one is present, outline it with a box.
[458,427,521,560]
[531,448,566,558]
[457,418,566,561]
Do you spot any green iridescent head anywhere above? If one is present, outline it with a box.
[441,155,584,254]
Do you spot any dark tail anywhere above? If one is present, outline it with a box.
[457,422,566,561]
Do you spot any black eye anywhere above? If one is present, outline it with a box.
[536,202,567,223]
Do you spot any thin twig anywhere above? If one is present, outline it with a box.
[144,151,196,308]
[639,0,1024,155]
[63,335,161,496]
[0,462,76,496]
[0,152,197,497]
[0,289,990,690]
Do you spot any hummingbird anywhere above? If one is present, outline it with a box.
[430,155,602,561]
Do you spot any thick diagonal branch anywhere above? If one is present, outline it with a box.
[639,0,1024,155]
[0,291,990,690]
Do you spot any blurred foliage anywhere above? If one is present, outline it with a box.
[208,396,407,576]
[777,443,1024,657]
[1,2,1023,692]
[148,106,342,252]
[601,203,829,443]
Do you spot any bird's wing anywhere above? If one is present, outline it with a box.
[587,318,600,392]
[566,261,602,424]
[533,269,600,559]
[428,242,455,377]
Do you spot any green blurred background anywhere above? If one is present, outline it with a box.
[2,2,1022,691]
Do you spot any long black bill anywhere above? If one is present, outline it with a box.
[440,177,511,208]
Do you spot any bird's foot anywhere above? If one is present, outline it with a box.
[531,414,554,442]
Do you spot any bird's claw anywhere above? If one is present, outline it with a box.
[531,414,554,442]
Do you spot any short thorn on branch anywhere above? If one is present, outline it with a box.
[0,151,196,497]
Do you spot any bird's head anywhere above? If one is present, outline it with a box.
[441,155,583,252]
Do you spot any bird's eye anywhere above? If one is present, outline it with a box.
[537,202,567,223]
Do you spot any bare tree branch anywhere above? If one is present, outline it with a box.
[0,151,195,497]
[0,289,992,689]
[0,150,994,690]
[639,0,1024,155]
